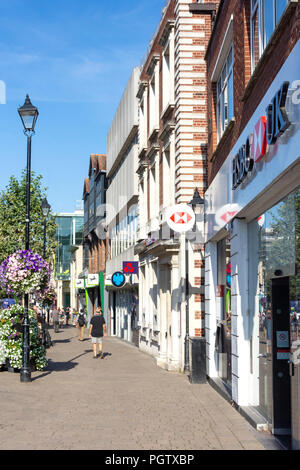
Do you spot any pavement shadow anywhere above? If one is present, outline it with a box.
[52,338,72,345]
[46,359,79,372]
[103,352,112,359]
[33,351,93,379]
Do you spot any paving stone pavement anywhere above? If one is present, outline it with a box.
[0,325,279,450]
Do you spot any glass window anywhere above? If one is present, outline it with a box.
[248,187,300,423]
[251,0,288,72]
[216,237,232,386]
[216,46,234,142]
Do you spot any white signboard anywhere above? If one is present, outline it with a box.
[75,279,85,289]
[166,204,195,233]
[86,274,99,287]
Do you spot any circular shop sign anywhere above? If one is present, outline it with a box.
[111,271,126,288]
[166,204,195,233]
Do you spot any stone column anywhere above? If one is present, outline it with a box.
[169,255,181,370]
[157,264,169,369]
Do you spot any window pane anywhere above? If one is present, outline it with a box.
[263,0,275,47]
[227,47,233,70]
[228,72,234,122]
[251,7,260,70]
[275,0,287,24]
[217,78,221,97]
[224,84,228,125]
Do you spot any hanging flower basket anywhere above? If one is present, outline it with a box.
[0,250,50,373]
[0,250,51,297]
[0,304,47,371]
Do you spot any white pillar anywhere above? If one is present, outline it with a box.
[169,256,180,370]
[157,264,168,369]
[231,219,251,406]
[205,241,218,378]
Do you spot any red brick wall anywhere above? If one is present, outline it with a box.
[206,0,300,186]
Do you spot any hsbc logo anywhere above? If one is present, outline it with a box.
[233,81,291,190]
[166,204,195,233]
[170,212,193,224]
[252,116,267,162]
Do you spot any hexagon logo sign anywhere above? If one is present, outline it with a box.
[166,204,195,233]
[111,271,126,288]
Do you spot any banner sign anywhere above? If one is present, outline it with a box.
[86,274,99,288]
[75,279,85,289]
[123,261,139,275]
[111,272,126,288]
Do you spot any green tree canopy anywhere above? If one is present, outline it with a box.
[0,170,57,266]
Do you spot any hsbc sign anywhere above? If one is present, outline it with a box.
[166,204,195,233]
[232,81,291,190]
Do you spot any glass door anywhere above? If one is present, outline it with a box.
[217,237,232,387]
[289,188,300,449]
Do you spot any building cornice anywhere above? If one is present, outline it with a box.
[146,54,160,78]
[136,81,148,100]
[159,19,175,48]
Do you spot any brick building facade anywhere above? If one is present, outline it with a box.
[135,0,216,371]
[82,154,108,321]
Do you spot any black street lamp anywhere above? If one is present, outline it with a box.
[184,188,204,373]
[18,94,39,383]
[41,198,51,259]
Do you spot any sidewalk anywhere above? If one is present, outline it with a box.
[0,325,278,450]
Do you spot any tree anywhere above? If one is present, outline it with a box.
[267,188,300,300]
[0,170,57,267]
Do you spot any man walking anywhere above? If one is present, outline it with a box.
[89,307,107,358]
[52,307,60,333]
[76,309,87,341]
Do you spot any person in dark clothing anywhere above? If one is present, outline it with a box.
[52,308,60,333]
[89,307,107,359]
[65,307,70,326]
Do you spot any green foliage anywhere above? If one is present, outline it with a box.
[268,189,300,299]
[0,170,57,269]
[0,304,47,370]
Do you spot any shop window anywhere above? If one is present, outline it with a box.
[216,46,234,142]
[250,0,288,73]
[249,187,300,423]
[216,236,232,386]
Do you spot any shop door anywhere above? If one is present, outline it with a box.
[271,277,291,435]
[290,287,300,449]
[111,292,116,336]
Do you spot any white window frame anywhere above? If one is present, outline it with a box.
[250,0,288,73]
[149,60,160,136]
[216,45,234,143]
[162,28,175,114]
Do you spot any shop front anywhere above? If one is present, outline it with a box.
[205,40,300,446]
[84,273,105,323]
[106,274,139,346]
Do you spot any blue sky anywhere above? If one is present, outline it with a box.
[0,0,166,213]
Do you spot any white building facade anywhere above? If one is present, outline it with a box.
[106,67,140,346]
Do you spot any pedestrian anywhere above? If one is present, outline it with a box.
[52,307,60,333]
[33,305,43,338]
[89,307,107,359]
[71,308,76,324]
[76,309,87,341]
[65,307,70,326]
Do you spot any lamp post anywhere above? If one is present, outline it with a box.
[18,94,39,383]
[41,198,51,259]
[184,187,204,373]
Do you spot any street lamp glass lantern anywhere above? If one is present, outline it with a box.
[41,198,51,218]
[188,187,204,214]
[18,95,39,133]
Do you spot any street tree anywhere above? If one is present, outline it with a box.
[0,170,57,267]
